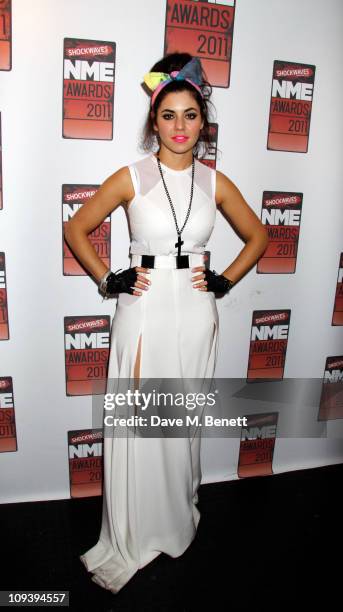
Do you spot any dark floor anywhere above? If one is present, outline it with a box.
[2,462,342,611]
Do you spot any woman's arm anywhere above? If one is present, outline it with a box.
[64,166,135,283]
[215,170,269,284]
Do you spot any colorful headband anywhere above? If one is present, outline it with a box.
[143,57,204,107]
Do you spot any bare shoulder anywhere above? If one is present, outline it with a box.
[64,165,136,236]
[101,165,135,206]
[215,169,240,208]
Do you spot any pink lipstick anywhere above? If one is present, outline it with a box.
[172,136,189,143]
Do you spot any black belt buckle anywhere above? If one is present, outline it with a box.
[141,254,155,268]
[176,255,189,269]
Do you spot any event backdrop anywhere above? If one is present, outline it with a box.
[0,0,343,503]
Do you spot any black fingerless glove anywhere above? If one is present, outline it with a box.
[204,268,234,294]
[100,267,138,298]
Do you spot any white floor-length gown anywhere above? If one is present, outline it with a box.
[80,153,219,593]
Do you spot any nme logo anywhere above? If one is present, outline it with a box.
[319,356,343,420]
[238,413,278,477]
[62,38,116,139]
[69,441,102,458]
[258,191,303,274]
[241,425,277,439]
[251,324,289,341]
[68,429,103,498]
[261,208,300,226]
[64,316,111,395]
[247,310,290,380]
[0,376,17,452]
[65,332,109,350]
[324,369,343,382]
[62,184,110,276]
[63,59,114,82]
[272,79,313,101]
[0,391,13,408]
[267,60,315,152]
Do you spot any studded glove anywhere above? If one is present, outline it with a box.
[204,269,234,294]
[99,267,138,298]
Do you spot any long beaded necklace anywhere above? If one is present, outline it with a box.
[156,155,195,257]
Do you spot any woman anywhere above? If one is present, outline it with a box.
[64,52,268,593]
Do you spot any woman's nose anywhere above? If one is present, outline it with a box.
[175,117,185,130]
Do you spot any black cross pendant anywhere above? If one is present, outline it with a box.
[175,235,184,257]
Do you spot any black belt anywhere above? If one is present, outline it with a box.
[141,254,190,269]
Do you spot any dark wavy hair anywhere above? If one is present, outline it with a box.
[139,52,217,159]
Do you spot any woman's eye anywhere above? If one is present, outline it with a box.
[161,113,198,120]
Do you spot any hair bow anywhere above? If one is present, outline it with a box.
[143,57,204,107]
